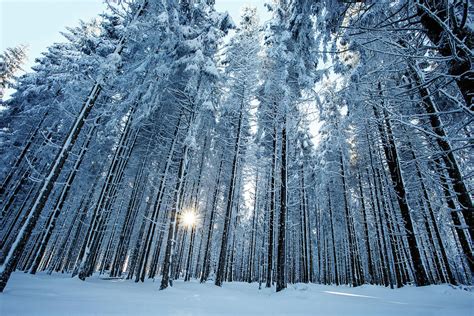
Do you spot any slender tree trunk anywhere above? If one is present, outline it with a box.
[160,140,189,290]
[409,66,473,272]
[276,124,287,292]
[215,109,243,287]
[201,158,224,283]
[407,138,456,284]
[29,124,97,274]
[266,125,277,288]
[136,114,182,282]
[358,172,373,283]
[340,153,362,286]
[372,97,428,286]
[247,172,259,283]
[327,188,339,286]
[184,225,195,281]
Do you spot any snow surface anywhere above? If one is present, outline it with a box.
[0,272,472,316]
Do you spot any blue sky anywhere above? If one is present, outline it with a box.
[1,0,269,72]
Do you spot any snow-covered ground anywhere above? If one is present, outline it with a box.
[0,272,472,315]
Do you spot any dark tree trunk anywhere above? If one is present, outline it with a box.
[327,189,339,286]
[372,99,428,286]
[266,125,277,288]
[409,67,473,273]
[358,172,374,284]
[276,125,287,292]
[160,149,187,290]
[416,0,473,108]
[215,109,243,287]
[201,158,224,283]
[29,124,97,274]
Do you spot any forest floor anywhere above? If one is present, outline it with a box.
[0,272,472,315]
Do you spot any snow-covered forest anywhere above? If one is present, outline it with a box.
[0,0,473,315]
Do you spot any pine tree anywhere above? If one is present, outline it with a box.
[0,45,28,105]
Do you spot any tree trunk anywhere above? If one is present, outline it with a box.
[276,124,287,292]
[416,0,473,108]
[215,109,243,287]
[409,66,473,273]
[372,99,428,286]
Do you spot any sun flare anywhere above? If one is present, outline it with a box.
[181,210,197,228]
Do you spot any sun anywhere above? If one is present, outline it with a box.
[181,210,197,228]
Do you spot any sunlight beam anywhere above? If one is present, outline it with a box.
[181,210,197,228]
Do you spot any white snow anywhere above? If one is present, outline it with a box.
[1,272,472,316]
